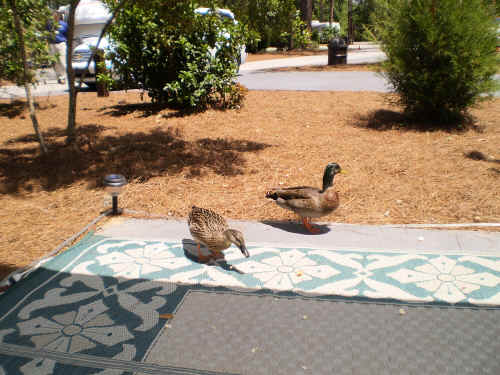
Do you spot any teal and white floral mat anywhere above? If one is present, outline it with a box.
[0,233,499,374]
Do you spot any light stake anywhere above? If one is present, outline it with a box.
[103,174,127,215]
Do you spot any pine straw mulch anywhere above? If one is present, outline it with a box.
[0,87,499,281]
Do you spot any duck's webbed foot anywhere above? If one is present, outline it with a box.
[197,243,213,263]
[301,217,321,234]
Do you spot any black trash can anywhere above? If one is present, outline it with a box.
[328,38,348,65]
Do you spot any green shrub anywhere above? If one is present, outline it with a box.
[244,29,262,53]
[280,10,311,49]
[216,0,296,52]
[352,0,377,41]
[311,29,320,43]
[319,25,340,44]
[0,0,53,85]
[106,0,246,111]
[375,0,499,124]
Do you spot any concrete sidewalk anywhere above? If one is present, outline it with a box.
[97,217,500,256]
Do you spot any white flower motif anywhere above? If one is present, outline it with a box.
[306,252,431,301]
[97,243,191,278]
[236,249,339,291]
[164,266,247,289]
[388,256,500,304]
[17,300,133,353]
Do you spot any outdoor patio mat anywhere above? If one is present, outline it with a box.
[0,233,499,374]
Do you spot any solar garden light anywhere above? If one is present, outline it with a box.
[103,174,127,215]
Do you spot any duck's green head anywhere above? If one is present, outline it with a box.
[322,162,344,191]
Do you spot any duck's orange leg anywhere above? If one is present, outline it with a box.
[197,243,212,263]
[301,217,321,234]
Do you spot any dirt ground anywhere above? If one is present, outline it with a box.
[0,56,499,281]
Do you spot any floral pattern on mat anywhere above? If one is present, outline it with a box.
[89,238,500,305]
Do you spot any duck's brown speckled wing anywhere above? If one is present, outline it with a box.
[188,206,229,250]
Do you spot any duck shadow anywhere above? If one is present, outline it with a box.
[181,239,245,274]
[261,220,331,235]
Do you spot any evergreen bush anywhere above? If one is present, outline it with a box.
[375,0,499,124]
[319,25,340,43]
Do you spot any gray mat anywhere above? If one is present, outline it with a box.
[142,291,500,375]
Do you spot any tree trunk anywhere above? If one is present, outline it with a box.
[300,0,313,30]
[347,0,353,44]
[66,0,128,143]
[9,0,48,155]
[65,0,80,146]
[319,0,324,22]
[329,0,334,24]
[95,49,109,97]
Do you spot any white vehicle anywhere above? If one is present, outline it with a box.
[194,7,247,66]
[60,0,112,89]
[311,20,340,33]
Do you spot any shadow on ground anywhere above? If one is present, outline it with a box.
[0,124,271,194]
[355,109,482,132]
[465,151,500,175]
[0,100,56,119]
[97,101,189,119]
[465,151,500,164]
[181,239,245,274]
[98,99,242,119]
[261,220,330,235]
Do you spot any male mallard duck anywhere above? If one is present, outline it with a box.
[265,162,345,234]
[188,206,249,262]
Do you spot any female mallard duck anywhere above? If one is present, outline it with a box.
[188,206,249,263]
[265,162,345,234]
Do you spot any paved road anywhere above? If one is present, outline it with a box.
[239,48,386,72]
[238,70,391,91]
[237,47,391,91]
